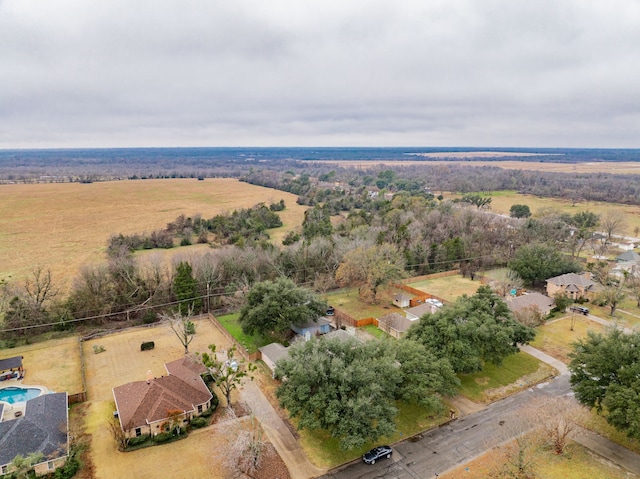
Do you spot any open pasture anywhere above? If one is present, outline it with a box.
[445,190,640,237]
[0,178,306,286]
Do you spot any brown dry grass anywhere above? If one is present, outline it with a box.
[0,178,306,286]
[440,440,634,479]
[0,336,83,394]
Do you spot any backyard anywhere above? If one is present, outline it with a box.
[81,317,238,479]
[0,336,83,395]
[406,274,482,302]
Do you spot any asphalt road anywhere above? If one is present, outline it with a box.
[321,375,572,479]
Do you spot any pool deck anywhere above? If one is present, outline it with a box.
[0,379,49,422]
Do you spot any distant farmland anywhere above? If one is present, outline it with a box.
[0,178,306,286]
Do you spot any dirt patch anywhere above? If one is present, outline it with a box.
[474,377,490,386]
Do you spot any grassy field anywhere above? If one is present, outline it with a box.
[0,178,306,286]
[531,316,607,364]
[458,352,554,403]
[407,275,482,302]
[446,189,640,237]
[215,312,272,353]
[441,440,634,479]
[323,286,406,319]
[0,335,83,394]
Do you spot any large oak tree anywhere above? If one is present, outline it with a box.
[405,285,535,373]
[275,337,458,449]
[239,277,327,342]
[569,328,640,440]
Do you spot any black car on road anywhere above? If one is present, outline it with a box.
[362,446,392,465]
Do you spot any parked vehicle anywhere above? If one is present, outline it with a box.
[326,306,335,316]
[362,445,392,465]
[570,305,589,315]
[425,298,444,308]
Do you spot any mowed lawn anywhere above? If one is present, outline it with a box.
[0,336,83,394]
[531,316,607,364]
[323,286,407,320]
[407,275,482,302]
[82,317,236,479]
[0,178,306,285]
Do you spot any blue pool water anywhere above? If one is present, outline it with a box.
[0,387,41,404]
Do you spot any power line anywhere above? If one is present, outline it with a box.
[0,252,501,334]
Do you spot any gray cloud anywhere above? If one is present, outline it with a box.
[1,0,639,148]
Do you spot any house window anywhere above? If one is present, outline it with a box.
[48,461,55,470]
[197,405,203,413]
[2,465,8,474]
[135,427,142,437]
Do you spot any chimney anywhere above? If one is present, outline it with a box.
[146,370,153,384]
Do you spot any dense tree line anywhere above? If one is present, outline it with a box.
[106,202,285,256]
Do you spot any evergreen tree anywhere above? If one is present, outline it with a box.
[173,261,201,315]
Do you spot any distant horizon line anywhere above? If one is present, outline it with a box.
[1,145,639,152]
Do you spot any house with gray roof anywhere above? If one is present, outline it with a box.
[405,302,437,321]
[0,392,69,476]
[0,356,24,381]
[378,312,414,338]
[616,250,640,263]
[507,292,555,316]
[546,272,601,300]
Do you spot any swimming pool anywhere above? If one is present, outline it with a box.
[0,386,42,404]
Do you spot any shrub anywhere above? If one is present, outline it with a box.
[190,417,208,428]
[142,311,157,324]
[128,434,150,447]
[93,345,105,354]
[140,341,155,351]
[153,432,173,443]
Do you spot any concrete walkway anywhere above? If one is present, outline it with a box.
[520,344,640,477]
[239,380,327,479]
[574,428,640,476]
[519,344,569,375]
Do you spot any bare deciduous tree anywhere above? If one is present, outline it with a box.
[24,265,59,310]
[108,417,129,451]
[162,310,196,354]
[217,404,267,478]
[531,396,588,455]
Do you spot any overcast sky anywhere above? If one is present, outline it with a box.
[1,1,639,149]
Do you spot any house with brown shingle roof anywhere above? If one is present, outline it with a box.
[546,272,601,300]
[113,356,213,439]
